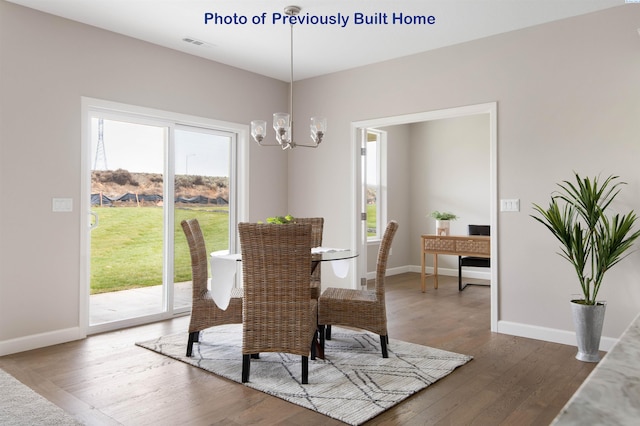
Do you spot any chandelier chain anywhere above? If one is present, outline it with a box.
[289,17,294,143]
[249,5,326,150]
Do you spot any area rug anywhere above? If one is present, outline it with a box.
[137,324,472,425]
[0,368,81,426]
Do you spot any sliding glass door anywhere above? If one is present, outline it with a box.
[89,117,167,327]
[84,101,240,333]
[173,127,233,312]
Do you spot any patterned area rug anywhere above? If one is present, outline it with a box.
[137,324,471,425]
[0,368,81,426]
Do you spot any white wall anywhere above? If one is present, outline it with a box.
[289,4,640,344]
[0,1,288,353]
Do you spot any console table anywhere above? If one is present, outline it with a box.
[420,234,490,292]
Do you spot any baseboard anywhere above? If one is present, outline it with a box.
[386,265,414,277]
[497,320,618,352]
[369,265,490,281]
[0,327,84,356]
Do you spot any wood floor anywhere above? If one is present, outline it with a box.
[0,273,597,425]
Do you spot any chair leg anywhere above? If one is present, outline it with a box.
[186,331,198,357]
[326,324,332,340]
[311,330,317,361]
[242,354,251,383]
[380,334,389,358]
[459,258,471,291]
[302,356,309,384]
[319,324,326,355]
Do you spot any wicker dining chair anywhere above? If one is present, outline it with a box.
[293,217,324,299]
[181,219,243,357]
[238,222,319,384]
[319,220,399,358]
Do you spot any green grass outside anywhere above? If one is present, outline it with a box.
[92,204,376,294]
[367,203,377,237]
[90,206,229,294]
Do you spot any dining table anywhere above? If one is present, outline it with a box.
[210,247,358,311]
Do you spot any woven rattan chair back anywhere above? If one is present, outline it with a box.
[319,220,398,358]
[238,222,318,384]
[293,217,324,299]
[181,219,242,357]
[375,220,398,299]
[182,219,208,298]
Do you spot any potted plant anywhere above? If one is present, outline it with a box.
[532,172,640,362]
[430,211,458,236]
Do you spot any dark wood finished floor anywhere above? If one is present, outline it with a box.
[0,273,597,425]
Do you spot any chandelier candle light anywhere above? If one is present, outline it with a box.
[251,5,327,150]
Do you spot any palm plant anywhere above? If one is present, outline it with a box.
[532,173,640,305]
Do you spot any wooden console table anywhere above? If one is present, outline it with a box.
[420,234,490,292]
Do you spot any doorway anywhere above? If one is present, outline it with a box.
[351,102,498,331]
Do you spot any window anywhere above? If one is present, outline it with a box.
[365,129,387,241]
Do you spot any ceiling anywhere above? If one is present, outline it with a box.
[7,0,621,81]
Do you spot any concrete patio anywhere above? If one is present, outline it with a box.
[90,281,192,325]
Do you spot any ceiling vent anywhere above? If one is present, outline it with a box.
[182,37,213,47]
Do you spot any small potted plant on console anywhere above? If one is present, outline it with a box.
[430,211,458,236]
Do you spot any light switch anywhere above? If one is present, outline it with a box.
[500,199,520,212]
[52,198,73,212]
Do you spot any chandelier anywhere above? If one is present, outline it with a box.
[250,5,326,150]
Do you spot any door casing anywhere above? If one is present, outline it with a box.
[350,102,498,331]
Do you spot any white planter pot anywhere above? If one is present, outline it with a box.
[435,220,450,236]
[571,300,606,362]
